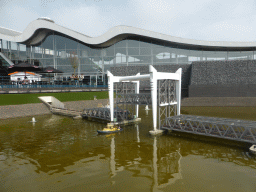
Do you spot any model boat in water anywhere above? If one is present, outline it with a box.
[97,126,123,134]
[249,145,256,155]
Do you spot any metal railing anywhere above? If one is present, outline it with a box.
[162,115,256,144]
[0,76,107,89]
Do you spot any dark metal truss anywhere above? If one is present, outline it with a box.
[159,105,176,128]
[115,82,135,95]
[115,80,177,106]
[82,107,134,122]
[116,93,152,105]
[158,79,176,105]
[162,115,256,144]
[82,107,110,121]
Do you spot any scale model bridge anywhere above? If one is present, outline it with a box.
[82,107,134,122]
[162,115,256,144]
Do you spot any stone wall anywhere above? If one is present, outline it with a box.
[189,60,256,97]
[109,61,256,97]
[0,99,109,120]
[110,64,192,97]
[190,60,256,85]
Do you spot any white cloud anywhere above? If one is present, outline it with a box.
[48,3,128,37]
[128,0,256,41]
[0,4,40,32]
[1,0,256,41]
[128,0,215,35]
[195,19,256,41]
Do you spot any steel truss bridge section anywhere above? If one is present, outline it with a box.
[162,115,256,144]
[108,65,182,133]
[116,79,177,106]
[82,107,134,122]
[116,93,152,105]
[158,79,176,106]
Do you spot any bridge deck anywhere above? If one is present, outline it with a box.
[82,107,134,122]
[51,107,82,118]
[116,93,177,106]
[162,115,256,144]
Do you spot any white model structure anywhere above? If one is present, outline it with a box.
[107,65,182,135]
[9,71,42,83]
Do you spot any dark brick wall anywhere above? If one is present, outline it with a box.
[109,60,256,97]
[110,64,191,97]
[189,60,256,97]
[110,64,191,88]
[189,84,256,97]
[190,60,256,85]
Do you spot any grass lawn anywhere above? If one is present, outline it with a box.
[0,91,109,106]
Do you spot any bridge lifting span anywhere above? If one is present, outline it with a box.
[82,107,133,122]
[108,65,182,134]
[116,79,177,106]
[162,115,256,144]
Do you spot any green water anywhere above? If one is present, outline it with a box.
[0,107,256,192]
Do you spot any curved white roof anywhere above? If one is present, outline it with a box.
[1,19,256,51]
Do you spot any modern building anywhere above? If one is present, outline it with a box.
[1,17,256,86]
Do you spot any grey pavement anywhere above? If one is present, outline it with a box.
[1,97,256,120]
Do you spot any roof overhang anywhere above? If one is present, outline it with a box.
[1,19,256,51]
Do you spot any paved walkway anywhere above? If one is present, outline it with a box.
[0,99,109,120]
[181,97,256,107]
[1,97,256,120]
[64,99,109,111]
[0,87,107,94]
[0,103,51,119]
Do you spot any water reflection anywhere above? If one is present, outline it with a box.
[0,112,256,191]
[110,137,116,178]
[152,136,182,191]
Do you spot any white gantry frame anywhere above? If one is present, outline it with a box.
[107,65,182,133]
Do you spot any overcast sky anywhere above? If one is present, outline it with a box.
[0,0,256,42]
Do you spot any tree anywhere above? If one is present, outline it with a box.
[69,51,79,74]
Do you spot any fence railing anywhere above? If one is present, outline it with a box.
[0,83,108,89]
[0,75,107,89]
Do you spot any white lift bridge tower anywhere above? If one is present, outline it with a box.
[107,65,182,135]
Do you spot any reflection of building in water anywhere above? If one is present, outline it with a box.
[152,136,182,190]
[111,125,183,189]
[2,118,256,186]
[110,137,116,178]
[42,115,64,128]
[158,150,182,185]
[136,124,140,143]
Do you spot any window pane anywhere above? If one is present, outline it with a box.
[140,48,151,55]
[140,41,150,47]
[115,40,126,48]
[128,48,139,55]
[115,48,126,55]
[127,40,140,47]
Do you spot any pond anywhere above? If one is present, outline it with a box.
[0,107,256,191]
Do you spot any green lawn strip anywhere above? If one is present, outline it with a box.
[0,91,109,106]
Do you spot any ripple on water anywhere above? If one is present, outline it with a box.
[0,109,256,191]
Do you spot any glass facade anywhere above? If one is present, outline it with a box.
[1,32,256,80]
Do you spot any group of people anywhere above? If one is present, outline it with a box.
[17,77,30,85]
[69,74,84,85]
[70,74,84,81]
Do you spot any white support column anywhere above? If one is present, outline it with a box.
[107,71,114,122]
[134,73,140,118]
[150,66,158,131]
[175,68,182,116]
[106,65,182,135]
